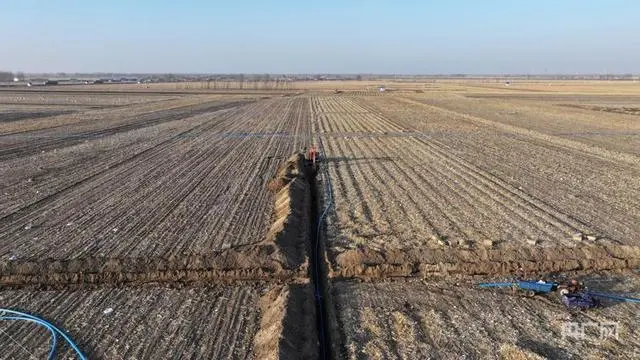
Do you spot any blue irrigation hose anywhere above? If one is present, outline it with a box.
[0,309,87,360]
[1,316,58,359]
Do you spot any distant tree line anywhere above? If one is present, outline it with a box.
[0,71,14,82]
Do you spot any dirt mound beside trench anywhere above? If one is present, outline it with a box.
[0,153,313,287]
[253,284,318,360]
[331,242,640,279]
[262,153,311,271]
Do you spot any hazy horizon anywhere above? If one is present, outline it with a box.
[1,0,639,74]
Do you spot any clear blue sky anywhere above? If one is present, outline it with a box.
[1,0,639,74]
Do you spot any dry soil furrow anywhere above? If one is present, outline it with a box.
[0,285,262,359]
[0,97,316,284]
[326,135,478,248]
[0,103,253,230]
[0,104,253,216]
[338,137,409,240]
[396,137,581,244]
[358,96,639,244]
[408,98,640,166]
[331,278,640,359]
[350,136,480,244]
[0,95,211,136]
[341,137,444,243]
[0,101,269,242]
[326,137,388,236]
[0,100,250,160]
[451,135,640,243]
[414,136,601,239]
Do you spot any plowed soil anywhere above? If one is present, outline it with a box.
[313,95,640,278]
[1,83,639,359]
[331,272,640,359]
[0,283,317,360]
[1,94,313,285]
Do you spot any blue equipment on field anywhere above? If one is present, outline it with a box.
[478,279,640,308]
[478,280,558,294]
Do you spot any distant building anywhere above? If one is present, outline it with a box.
[379,86,386,92]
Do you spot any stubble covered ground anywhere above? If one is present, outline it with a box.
[1,82,639,359]
[313,83,640,358]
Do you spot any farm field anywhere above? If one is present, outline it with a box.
[1,82,639,358]
[0,92,313,284]
[408,92,640,156]
[330,272,640,360]
[314,94,640,278]
[0,283,317,359]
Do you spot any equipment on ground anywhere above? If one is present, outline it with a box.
[478,279,640,310]
[479,280,558,296]
[304,146,320,170]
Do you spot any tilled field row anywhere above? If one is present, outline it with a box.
[0,97,314,286]
[0,95,220,136]
[313,95,640,278]
[0,91,179,106]
[329,275,640,359]
[0,283,317,360]
[356,96,640,241]
[0,99,252,160]
[415,94,640,157]
[0,110,79,124]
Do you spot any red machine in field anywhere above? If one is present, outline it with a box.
[306,146,318,166]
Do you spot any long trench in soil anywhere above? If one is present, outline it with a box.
[305,163,333,360]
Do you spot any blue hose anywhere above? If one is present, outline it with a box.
[1,316,58,359]
[0,308,87,360]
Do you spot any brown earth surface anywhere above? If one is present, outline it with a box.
[330,272,640,359]
[0,94,314,285]
[0,283,317,359]
[313,95,640,279]
[1,83,639,359]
